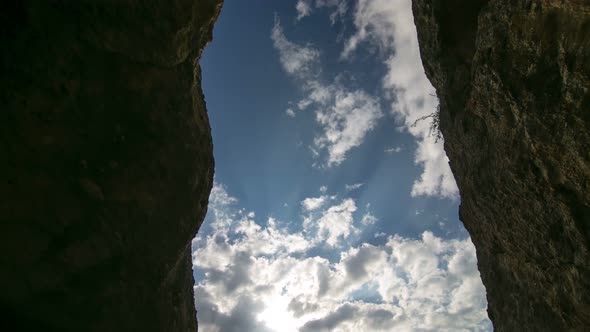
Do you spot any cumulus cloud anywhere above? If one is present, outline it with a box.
[301,195,329,211]
[272,18,383,167]
[300,304,359,331]
[342,0,459,198]
[300,193,359,248]
[313,198,357,246]
[195,288,273,332]
[192,183,491,332]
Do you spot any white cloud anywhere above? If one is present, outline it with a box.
[300,193,360,248]
[296,0,312,20]
[344,183,363,191]
[235,217,312,256]
[361,212,378,225]
[271,17,320,78]
[384,146,402,154]
[313,198,357,246]
[411,137,458,198]
[206,182,238,231]
[295,0,348,24]
[301,195,329,211]
[343,0,459,198]
[209,182,237,207]
[279,2,458,190]
[272,19,383,167]
[286,108,296,117]
[312,86,383,167]
[193,183,491,332]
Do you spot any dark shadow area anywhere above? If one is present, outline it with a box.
[0,1,221,330]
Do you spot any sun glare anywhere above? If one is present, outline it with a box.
[258,294,299,332]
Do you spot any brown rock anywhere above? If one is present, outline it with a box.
[413,0,590,330]
[0,1,222,331]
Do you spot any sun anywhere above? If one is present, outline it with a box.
[257,294,300,332]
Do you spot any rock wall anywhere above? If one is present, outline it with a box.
[0,1,221,331]
[413,0,590,330]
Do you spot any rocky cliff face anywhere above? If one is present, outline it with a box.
[1,1,221,331]
[413,0,590,330]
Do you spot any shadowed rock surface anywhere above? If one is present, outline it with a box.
[413,0,590,330]
[1,1,221,331]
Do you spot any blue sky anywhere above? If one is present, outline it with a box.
[192,1,491,331]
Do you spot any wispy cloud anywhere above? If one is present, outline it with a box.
[384,146,402,154]
[271,17,320,78]
[344,183,363,191]
[361,211,378,225]
[193,183,491,332]
[296,0,313,20]
[296,0,348,24]
[272,18,383,167]
[312,87,383,166]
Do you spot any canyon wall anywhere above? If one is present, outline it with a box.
[3,1,589,331]
[412,0,590,330]
[0,1,221,331]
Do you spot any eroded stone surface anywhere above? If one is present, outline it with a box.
[413,0,590,330]
[0,1,221,331]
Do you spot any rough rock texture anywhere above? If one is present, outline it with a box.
[0,1,221,331]
[413,0,590,330]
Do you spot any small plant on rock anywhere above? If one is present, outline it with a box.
[411,102,442,142]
